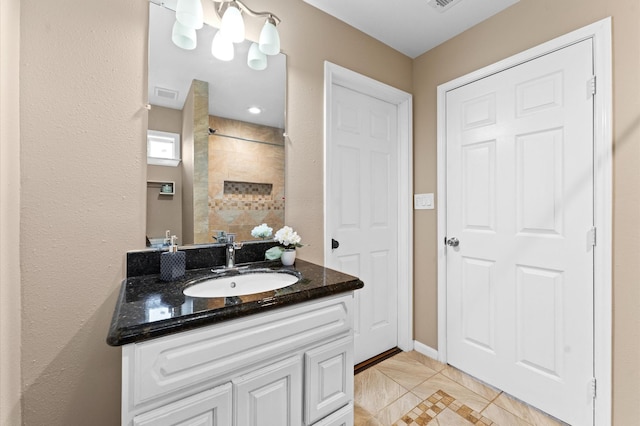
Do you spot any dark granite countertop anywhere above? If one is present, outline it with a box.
[106,259,364,346]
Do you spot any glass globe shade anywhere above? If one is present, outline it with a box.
[220,5,245,43]
[247,42,267,70]
[211,31,234,61]
[175,0,204,30]
[171,20,197,50]
[259,19,280,56]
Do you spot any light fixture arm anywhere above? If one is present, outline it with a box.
[212,0,281,26]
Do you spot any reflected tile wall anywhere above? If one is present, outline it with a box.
[193,80,210,244]
[208,115,285,242]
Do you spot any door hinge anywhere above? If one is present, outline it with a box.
[591,377,597,399]
[588,75,597,97]
[587,226,597,247]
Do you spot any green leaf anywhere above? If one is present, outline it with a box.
[265,246,284,260]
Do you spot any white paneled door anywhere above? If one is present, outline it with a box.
[446,39,595,425]
[328,84,399,364]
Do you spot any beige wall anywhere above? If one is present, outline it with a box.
[0,0,22,424]
[17,0,410,424]
[19,0,147,424]
[147,106,183,243]
[148,104,182,134]
[270,0,413,264]
[146,164,182,242]
[15,0,640,424]
[412,0,640,422]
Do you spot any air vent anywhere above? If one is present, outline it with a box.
[154,87,178,101]
[427,0,463,12]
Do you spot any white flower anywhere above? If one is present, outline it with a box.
[274,226,302,248]
[251,223,273,239]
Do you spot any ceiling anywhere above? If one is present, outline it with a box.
[302,0,520,58]
[147,0,519,128]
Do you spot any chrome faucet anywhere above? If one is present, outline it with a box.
[225,233,244,268]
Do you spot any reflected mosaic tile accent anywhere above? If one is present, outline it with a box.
[224,181,273,197]
[393,390,494,426]
[211,181,285,211]
[211,198,285,211]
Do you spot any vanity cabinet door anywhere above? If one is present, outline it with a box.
[132,383,231,426]
[305,335,354,425]
[234,356,303,426]
[312,403,354,426]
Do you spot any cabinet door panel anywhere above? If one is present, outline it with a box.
[312,403,354,426]
[234,356,303,426]
[133,383,231,426]
[305,336,354,425]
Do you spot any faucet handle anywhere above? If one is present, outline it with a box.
[226,233,242,249]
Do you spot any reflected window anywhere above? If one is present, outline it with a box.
[147,130,181,167]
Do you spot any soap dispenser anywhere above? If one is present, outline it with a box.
[160,235,185,281]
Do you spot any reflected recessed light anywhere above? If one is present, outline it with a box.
[248,106,262,114]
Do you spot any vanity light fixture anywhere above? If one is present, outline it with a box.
[171,0,281,70]
[212,0,281,70]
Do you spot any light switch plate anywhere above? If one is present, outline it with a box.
[414,193,434,210]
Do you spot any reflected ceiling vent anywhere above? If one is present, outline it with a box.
[154,87,179,101]
[427,0,464,12]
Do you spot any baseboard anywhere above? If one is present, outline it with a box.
[354,347,402,375]
[413,340,439,361]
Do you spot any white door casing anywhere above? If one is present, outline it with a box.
[324,62,413,364]
[437,18,612,426]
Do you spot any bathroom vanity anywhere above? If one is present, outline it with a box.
[107,245,363,426]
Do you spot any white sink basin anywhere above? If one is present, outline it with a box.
[183,272,300,298]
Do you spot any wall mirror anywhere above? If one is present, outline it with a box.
[145,1,286,248]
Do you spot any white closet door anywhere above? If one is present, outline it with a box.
[446,39,595,425]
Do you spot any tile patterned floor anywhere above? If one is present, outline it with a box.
[354,351,568,426]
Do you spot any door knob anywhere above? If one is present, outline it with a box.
[446,237,459,247]
[331,238,340,250]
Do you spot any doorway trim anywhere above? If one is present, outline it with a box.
[323,61,414,353]
[436,18,612,424]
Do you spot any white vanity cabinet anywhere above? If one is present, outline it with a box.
[132,383,232,426]
[234,356,303,426]
[305,335,353,424]
[121,293,355,426]
[312,403,354,426]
